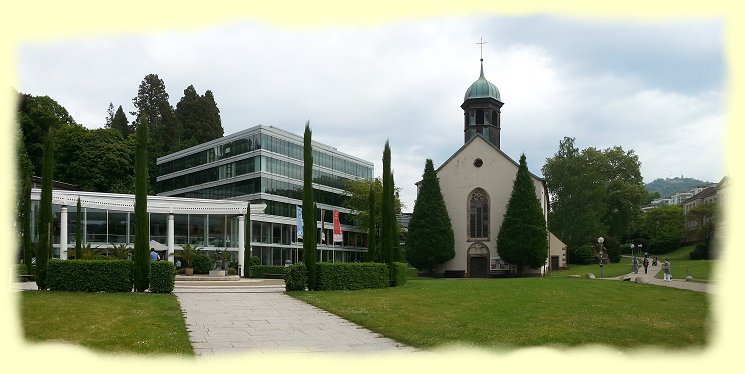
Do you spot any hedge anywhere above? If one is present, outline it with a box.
[250,265,286,278]
[285,263,307,291]
[316,262,389,290]
[149,261,176,293]
[391,262,408,287]
[47,259,133,292]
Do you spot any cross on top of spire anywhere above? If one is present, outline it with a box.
[477,37,487,61]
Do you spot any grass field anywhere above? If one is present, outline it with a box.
[291,278,710,351]
[20,291,193,356]
[548,262,632,278]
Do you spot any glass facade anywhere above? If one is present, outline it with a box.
[157,125,373,265]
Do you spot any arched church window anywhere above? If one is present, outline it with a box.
[476,109,484,125]
[468,188,489,240]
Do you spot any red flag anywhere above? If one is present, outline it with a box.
[333,209,343,243]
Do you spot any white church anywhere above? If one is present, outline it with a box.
[425,56,567,277]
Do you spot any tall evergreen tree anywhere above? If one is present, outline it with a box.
[175,85,224,150]
[497,154,548,276]
[302,122,317,290]
[17,126,34,275]
[133,117,150,292]
[243,201,251,277]
[367,184,378,262]
[75,197,82,259]
[35,128,55,290]
[132,74,180,192]
[381,141,395,280]
[406,159,454,273]
[111,105,131,138]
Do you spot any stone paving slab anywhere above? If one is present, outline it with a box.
[173,287,417,356]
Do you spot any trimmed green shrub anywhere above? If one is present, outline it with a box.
[248,256,261,266]
[568,244,595,265]
[316,262,389,290]
[391,262,408,287]
[249,265,286,278]
[285,263,307,291]
[193,252,212,274]
[47,259,133,292]
[149,261,176,293]
[690,243,710,260]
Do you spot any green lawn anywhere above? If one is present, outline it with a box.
[20,291,193,356]
[655,259,716,281]
[291,278,710,351]
[548,262,633,278]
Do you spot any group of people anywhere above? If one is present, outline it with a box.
[631,253,671,281]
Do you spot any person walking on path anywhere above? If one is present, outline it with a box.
[642,256,649,274]
[631,256,639,274]
[661,258,672,282]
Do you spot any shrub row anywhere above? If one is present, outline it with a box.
[149,261,176,293]
[48,259,134,292]
[284,263,307,291]
[250,265,286,278]
[390,262,408,287]
[315,262,389,290]
[45,259,177,293]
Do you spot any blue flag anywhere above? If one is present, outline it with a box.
[296,206,303,239]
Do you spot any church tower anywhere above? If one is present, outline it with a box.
[461,53,503,148]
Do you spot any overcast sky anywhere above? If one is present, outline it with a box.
[15,15,725,210]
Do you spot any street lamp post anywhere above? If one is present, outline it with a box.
[598,237,605,278]
[630,243,635,258]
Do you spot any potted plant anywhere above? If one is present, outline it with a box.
[180,243,200,276]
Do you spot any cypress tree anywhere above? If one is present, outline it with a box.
[243,201,251,277]
[17,126,34,275]
[497,154,548,276]
[21,169,33,276]
[367,184,377,262]
[133,117,150,291]
[35,128,54,290]
[381,141,395,280]
[302,122,317,290]
[407,159,454,274]
[75,197,82,259]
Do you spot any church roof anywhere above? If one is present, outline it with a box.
[464,61,501,101]
[435,134,544,182]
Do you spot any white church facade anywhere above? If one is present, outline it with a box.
[428,56,566,277]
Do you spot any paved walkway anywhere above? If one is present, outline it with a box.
[607,258,713,294]
[173,279,418,355]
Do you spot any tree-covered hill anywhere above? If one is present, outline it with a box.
[645,177,714,197]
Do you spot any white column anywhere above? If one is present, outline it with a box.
[167,214,175,262]
[60,206,68,260]
[238,215,245,277]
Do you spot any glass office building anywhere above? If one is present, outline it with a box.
[28,188,255,273]
[156,125,374,265]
